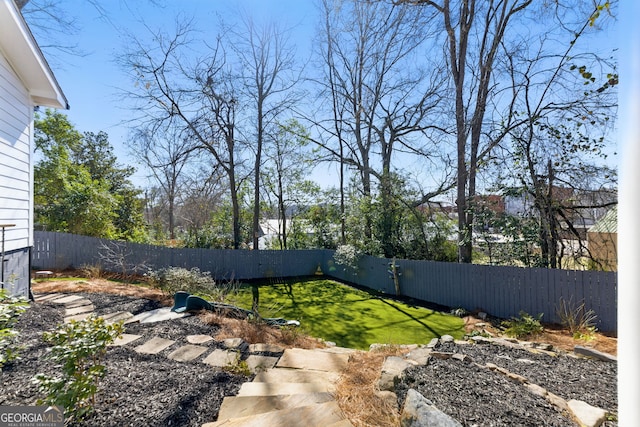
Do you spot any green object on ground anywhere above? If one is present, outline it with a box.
[225,279,465,350]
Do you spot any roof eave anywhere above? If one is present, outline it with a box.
[0,0,69,110]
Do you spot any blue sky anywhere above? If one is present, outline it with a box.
[40,0,317,187]
[32,0,621,192]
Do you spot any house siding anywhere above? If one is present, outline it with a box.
[0,46,34,295]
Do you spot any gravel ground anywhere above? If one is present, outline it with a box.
[395,340,617,426]
[0,294,249,427]
[2,293,618,426]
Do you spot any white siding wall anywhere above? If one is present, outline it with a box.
[0,51,33,252]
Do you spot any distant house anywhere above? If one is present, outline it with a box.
[0,0,68,297]
[587,206,617,271]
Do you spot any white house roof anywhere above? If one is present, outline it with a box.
[0,0,69,109]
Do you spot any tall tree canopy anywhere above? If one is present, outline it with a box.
[34,110,147,241]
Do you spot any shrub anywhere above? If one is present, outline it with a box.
[145,267,217,298]
[32,317,124,422]
[501,311,544,339]
[0,289,28,370]
[333,244,361,274]
[556,297,598,341]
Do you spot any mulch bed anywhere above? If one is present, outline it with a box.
[395,340,617,426]
[0,293,250,427]
[2,292,618,426]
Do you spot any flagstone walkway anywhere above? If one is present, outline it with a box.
[33,292,355,427]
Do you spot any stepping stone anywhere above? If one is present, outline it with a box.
[223,338,248,352]
[253,368,339,386]
[128,307,191,324]
[203,400,346,427]
[134,337,176,355]
[237,381,331,397]
[249,343,285,353]
[167,345,208,362]
[568,399,607,427]
[110,334,143,347]
[64,313,93,323]
[51,295,85,304]
[186,334,214,344]
[33,293,64,302]
[202,349,238,367]
[277,348,350,372]
[217,393,334,420]
[245,355,279,373]
[320,346,358,354]
[65,304,94,316]
[63,299,93,309]
[101,311,134,324]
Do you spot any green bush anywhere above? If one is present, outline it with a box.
[0,289,28,370]
[32,317,123,422]
[502,311,544,339]
[145,267,216,297]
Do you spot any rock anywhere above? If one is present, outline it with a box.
[525,383,548,398]
[400,389,462,427]
[378,356,416,392]
[451,353,472,363]
[375,390,399,413]
[426,338,439,348]
[567,399,608,427]
[477,312,487,320]
[440,335,454,343]
[574,346,617,363]
[223,338,249,352]
[406,347,432,365]
[470,336,492,344]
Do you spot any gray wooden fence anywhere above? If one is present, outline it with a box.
[32,231,617,332]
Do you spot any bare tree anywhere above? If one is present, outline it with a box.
[314,0,448,257]
[130,125,195,240]
[118,20,247,248]
[227,16,301,250]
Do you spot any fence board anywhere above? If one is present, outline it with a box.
[32,231,617,332]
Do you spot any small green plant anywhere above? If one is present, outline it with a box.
[0,288,29,370]
[32,317,124,423]
[223,352,251,376]
[555,297,598,341]
[450,307,468,318]
[79,263,104,279]
[501,311,544,339]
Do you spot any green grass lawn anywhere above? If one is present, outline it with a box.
[223,278,465,350]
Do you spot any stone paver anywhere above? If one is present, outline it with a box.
[33,293,64,302]
[223,338,248,352]
[202,349,238,367]
[167,345,209,362]
[203,400,346,427]
[217,393,334,421]
[187,334,214,344]
[51,295,85,304]
[110,334,143,347]
[276,348,349,372]
[128,307,191,324]
[65,304,95,316]
[238,381,330,397]
[134,337,176,355]
[63,299,94,309]
[101,311,134,324]
[245,355,279,373]
[253,367,339,386]
[64,313,93,323]
[249,343,284,353]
